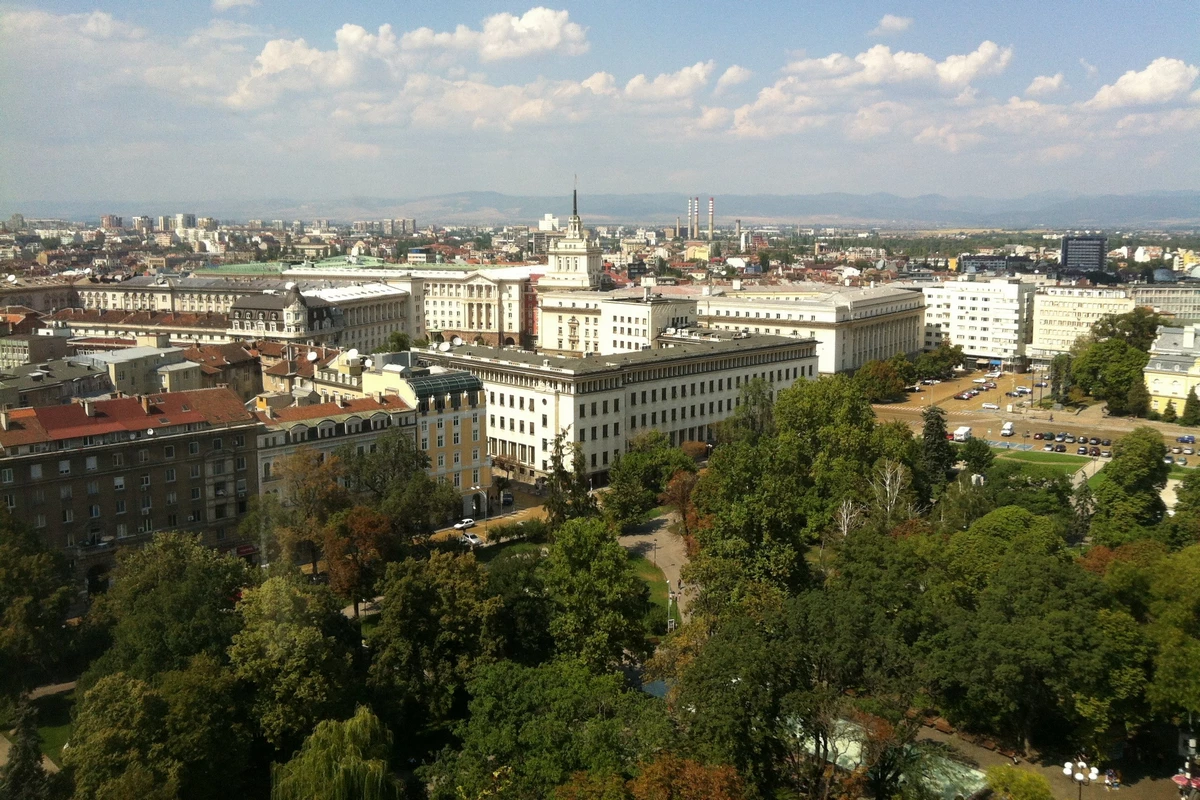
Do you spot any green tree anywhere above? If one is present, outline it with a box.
[1091,307,1163,352]
[371,331,411,354]
[64,674,181,800]
[322,506,394,618]
[602,457,657,532]
[1183,387,1200,426]
[919,405,955,487]
[228,577,357,750]
[1162,399,1178,423]
[486,549,555,666]
[427,659,669,800]
[1070,338,1149,415]
[271,706,404,800]
[339,427,429,504]
[1049,353,1074,401]
[888,352,917,387]
[1092,427,1170,542]
[540,518,649,671]
[0,698,50,800]
[544,433,598,530]
[986,765,1054,800]
[84,534,250,687]
[0,513,72,701]
[958,436,995,476]
[855,359,907,403]
[1146,544,1200,718]
[716,377,777,444]
[1126,379,1150,418]
[367,552,502,738]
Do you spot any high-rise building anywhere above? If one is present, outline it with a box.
[174,213,197,230]
[131,216,153,233]
[100,215,123,230]
[1061,235,1108,272]
[156,216,172,232]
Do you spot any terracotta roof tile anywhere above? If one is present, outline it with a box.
[257,395,410,425]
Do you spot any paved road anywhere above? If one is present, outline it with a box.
[619,511,692,620]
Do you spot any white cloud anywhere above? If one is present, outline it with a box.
[1026,73,1064,96]
[1086,57,1199,109]
[715,65,753,94]
[1080,58,1099,78]
[624,61,714,101]
[868,14,912,37]
[695,106,733,130]
[847,101,910,139]
[782,41,1011,90]
[400,7,587,62]
[212,0,259,11]
[580,71,617,96]
[914,124,982,152]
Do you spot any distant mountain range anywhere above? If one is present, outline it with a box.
[14,190,1200,229]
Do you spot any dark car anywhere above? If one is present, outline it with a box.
[1035,381,1048,387]
[1102,439,1112,447]
[1045,431,1056,440]
[1077,446,1089,455]
[1179,435,1196,444]
[1034,432,1044,440]
[1090,447,1101,456]
[1055,444,1067,453]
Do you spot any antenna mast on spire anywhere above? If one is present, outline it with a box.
[573,174,578,216]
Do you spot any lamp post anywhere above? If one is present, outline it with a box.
[1064,760,1099,800]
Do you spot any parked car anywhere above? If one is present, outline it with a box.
[1044,431,1056,440]
[501,491,514,505]
[453,518,476,530]
[1173,446,1183,454]
[1185,448,1194,455]
[460,532,483,547]
[1101,439,1112,447]
[985,371,1003,379]
[972,378,987,384]
[1034,432,1044,440]
[1055,444,1068,452]
[1179,435,1196,444]
[1035,381,1048,387]
[981,402,1000,410]
[1090,447,1101,457]
[1178,457,1189,466]
[1165,457,1176,464]
[1101,449,1112,458]
[1077,446,1089,455]
[1043,443,1055,452]
[1055,433,1066,442]
[983,382,998,390]
[1064,435,1076,444]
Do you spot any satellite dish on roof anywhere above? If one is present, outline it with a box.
[306,351,319,362]
[284,281,297,291]
[363,358,373,368]
[346,348,359,360]
[146,428,155,436]
[451,336,463,346]
[6,275,16,284]
[438,341,451,352]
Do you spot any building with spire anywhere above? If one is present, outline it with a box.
[536,190,602,291]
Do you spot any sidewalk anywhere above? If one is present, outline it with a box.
[620,511,692,619]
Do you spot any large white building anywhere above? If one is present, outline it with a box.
[1029,286,1135,363]
[533,191,602,292]
[536,282,923,374]
[420,330,819,482]
[918,277,1036,369]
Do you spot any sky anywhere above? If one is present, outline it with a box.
[0,0,1197,211]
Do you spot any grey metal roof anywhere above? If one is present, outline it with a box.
[407,371,482,397]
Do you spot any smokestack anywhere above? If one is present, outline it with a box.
[676,216,681,239]
[735,219,742,243]
[708,197,714,241]
[686,198,693,239]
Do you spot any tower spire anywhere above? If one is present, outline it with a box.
[573,174,578,216]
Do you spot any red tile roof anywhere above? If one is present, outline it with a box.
[256,395,410,425]
[0,388,253,449]
[48,308,230,329]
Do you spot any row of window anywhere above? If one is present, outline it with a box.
[4,452,248,483]
[7,480,248,517]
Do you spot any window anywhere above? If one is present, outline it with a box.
[437,435,445,447]
[437,454,445,468]
[85,456,97,471]
[60,485,72,500]
[62,509,73,523]
[233,435,245,447]
[90,504,101,519]
[87,481,99,495]
[3,495,15,510]
[212,437,222,450]
[453,432,461,445]
[139,448,150,463]
[0,469,10,484]
[29,464,42,480]
[113,453,124,467]
[189,442,199,455]
[34,514,45,529]
[164,445,175,458]
[58,459,70,475]
[191,488,201,500]
[166,492,176,506]
[190,465,201,479]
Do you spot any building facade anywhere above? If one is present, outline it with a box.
[1061,236,1108,272]
[918,278,1036,368]
[1029,286,1135,363]
[0,388,260,594]
[420,331,818,483]
[1145,324,1200,413]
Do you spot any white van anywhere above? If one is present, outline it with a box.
[1000,422,1015,436]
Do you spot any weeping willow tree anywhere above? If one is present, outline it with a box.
[271,705,404,800]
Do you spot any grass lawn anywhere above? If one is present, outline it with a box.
[994,450,1090,466]
[1088,467,1109,489]
[473,540,542,565]
[628,552,681,628]
[1,690,76,767]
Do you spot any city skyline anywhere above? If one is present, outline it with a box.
[1,0,1198,208]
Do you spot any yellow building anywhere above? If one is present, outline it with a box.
[1145,324,1200,412]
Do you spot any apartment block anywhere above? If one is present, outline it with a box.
[1029,286,1135,363]
[918,278,1036,369]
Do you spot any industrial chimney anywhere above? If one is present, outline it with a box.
[685,198,692,239]
[708,197,714,241]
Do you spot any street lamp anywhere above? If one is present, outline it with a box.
[1063,760,1099,800]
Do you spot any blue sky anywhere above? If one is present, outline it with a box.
[0,1,1197,210]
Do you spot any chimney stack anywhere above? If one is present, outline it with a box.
[83,399,95,417]
[694,197,700,240]
[676,216,681,239]
[708,197,714,241]
[0,410,8,431]
[140,395,151,415]
[686,198,692,239]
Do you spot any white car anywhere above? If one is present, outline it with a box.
[460,532,483,547]
[453,518,476,530]
[981,402,1000,410]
